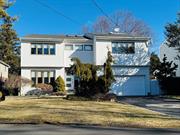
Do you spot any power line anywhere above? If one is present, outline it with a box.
[91,0,117,26]
[34,0,81,25]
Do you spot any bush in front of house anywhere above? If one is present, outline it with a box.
[54,76,66,93]
[68,50,115,98]
[4,75,32,96]
[35,83,53,92]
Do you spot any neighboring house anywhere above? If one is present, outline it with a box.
[160,43,180,77]
[21,33,151,96]
[0,60,10,79]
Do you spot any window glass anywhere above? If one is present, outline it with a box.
[65,45,73,50]
[75,45,83,51]
[127,43,135,53]
[31,71,55,85]
[49,45,55,55]
[84,45,93,51]
[37,72,42,83]
[44,44,49,54]
[37,45,43,54]
[66,78,71,82]
[66,84,71,87]
[31,71,36,84]
[112,42,135,54]
[31,44,36,54]
[31,77,36,84]
[49,71,55,84]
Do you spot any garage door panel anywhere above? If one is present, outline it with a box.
[111,76,145,96]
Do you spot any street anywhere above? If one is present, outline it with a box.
[0,124,179,135]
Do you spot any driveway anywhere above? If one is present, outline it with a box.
[118,97,180,118]
[0,124,179,135]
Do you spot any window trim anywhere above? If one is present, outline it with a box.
[30,43,56,55]
[31,70,55,85]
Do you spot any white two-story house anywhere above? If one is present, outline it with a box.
[21,33,151,96]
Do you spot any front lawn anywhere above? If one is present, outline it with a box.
[0,96,180,128]
[162,95,180,100]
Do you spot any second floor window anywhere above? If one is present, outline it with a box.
[31,45,36,54]
[31,43,55,55]
[84,45,93,51]
[112,42,135,54]
[75,45,83,51]
[49,45,55,55]
[37,45,43,54]
[43,45,49,55]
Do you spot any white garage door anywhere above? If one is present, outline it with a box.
[111,76,146,96]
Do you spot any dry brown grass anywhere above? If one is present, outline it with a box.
[0,96,180,128]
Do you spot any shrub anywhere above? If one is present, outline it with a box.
[66,95,91,101]
[159,77,180,95]
[4,75,31,96]
[51,91,66,96]
[35,83,53,92]
[103,93,117,102]
[54,76,65,92]
[25,88,52,97]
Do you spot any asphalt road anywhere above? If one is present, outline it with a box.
[0,124,179,135]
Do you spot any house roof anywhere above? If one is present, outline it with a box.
[21,33,150,42]
[0,60,10,68]
[84,33,150,41]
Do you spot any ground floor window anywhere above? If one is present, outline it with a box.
[31,70,55,85]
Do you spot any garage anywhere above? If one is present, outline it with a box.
[111,75,146,96]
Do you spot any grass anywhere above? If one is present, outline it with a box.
[0,96,180,128]
[162,95,180,100]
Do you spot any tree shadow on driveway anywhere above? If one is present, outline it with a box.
[118,97,180,118]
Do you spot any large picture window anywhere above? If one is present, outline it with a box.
[112,42,135,54]
[31,70,55,85]
[75,45,83,51]
[31,43,55,55]
[84,45,93,51]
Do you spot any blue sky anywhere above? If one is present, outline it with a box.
[8,0,180,53]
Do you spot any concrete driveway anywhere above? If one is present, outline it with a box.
[118,97,180,118]
[0,124,179,135]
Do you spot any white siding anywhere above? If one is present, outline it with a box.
[94,41,149,66]
[113,42,149,66]
[21,43,64,67]
[94,41,111,65]
[63,43,93,67]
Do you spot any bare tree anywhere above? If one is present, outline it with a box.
[82,11,152,37]
[93,16,111,33]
